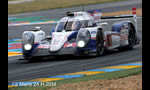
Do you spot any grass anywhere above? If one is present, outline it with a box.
[8,67,142,90]
[8,0,126,14]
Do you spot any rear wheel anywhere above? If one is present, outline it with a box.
[96,29,104,56]
[118,24,135,51]
[127,24,135,49]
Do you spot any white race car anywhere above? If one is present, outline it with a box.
[22,8,140,60]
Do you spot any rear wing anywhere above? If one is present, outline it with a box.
[86,8,138,34]
[86,9,102,23]
[87,8,137,33]
[86,8,137,22]
[100,8,137,26]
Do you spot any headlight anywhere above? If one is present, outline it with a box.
[77,40,85,48]
[24,44,32,50]
[77,29,91,48]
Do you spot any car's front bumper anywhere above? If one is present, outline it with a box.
[30,47,78,57]
[24,46,97,58]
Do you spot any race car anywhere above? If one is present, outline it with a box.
[22,8,140,60]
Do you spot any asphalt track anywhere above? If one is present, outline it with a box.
[8,0,142,83]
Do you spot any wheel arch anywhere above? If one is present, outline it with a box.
[112,21,136,33]
[128,22,136,34]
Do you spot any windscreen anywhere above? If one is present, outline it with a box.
[55,19,82,32]
[55,22,65,32]
[65,20,81,31]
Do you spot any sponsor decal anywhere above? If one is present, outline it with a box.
[64,43,76,48]
[38,44,49,48]
[91,37,96,39]
[91,31,96,34]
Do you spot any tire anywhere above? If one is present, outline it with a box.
[96,29,104,56]
[118,24,135,51]
[127,24,136,49]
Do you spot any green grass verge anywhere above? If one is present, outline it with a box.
[8,0,126,14]
[8,67,142,90]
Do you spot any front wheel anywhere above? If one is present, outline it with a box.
[96,29,105,56]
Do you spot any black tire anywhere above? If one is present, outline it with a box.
[96,29,104,56]
[127,24,136,49]
[118,24,135,51]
